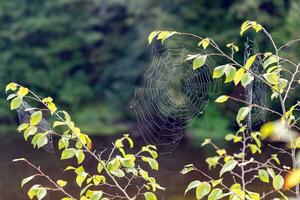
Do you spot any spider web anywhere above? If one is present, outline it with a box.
[131,41,221,149]
[243,39,267,133]
[17,101,54,153]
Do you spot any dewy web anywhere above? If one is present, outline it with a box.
[131,43,221,149]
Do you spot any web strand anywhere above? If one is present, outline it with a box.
[132,44,221,150]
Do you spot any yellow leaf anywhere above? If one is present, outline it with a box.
[226,43,239,52]
[216,149,226,156]
[57,180,67,187]
[198,38,210,49]
[5,82,17,92]
[18,86,29,97]
[148,31,159,44]
[240,21,263,36]
[234,68,245,85]
[215,95,229,103]
[244,55,256,70]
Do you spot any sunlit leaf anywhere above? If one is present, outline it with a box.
[219,160,237,176]
[30,111,42,126]
[21,175,35,188]
[18,86,29,97]
[11,96,22,110]
[144,192,157,200]
[215,95,229,103]
[273,175,284,190]
[244,55,256,70]
[61,148,76,160]
[198,38,210,49]
[236,107,251,125]
[196,182,211,199]
[57,180,67,187]
[185,180,201,195]
[193,55,207,70]
[233,68,245,85]
[258,169,269,183]
[208,188,223,200]
[148,31,159,44]
[241,73,254,88]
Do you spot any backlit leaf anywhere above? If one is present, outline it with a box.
[193,55,207,70]
[196,182,211,199]
[219,160,237,176]
[258,169,269,183]
[215,95,229,103]
[11,96,22,110]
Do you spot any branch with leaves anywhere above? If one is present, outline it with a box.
[149,20,300,199]
[5,83,164,200]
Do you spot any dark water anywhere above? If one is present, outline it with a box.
[0,135,290,200]
[0,135,203,200]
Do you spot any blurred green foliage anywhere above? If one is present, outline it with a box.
[0,0,299,135]
[187,105,230,143]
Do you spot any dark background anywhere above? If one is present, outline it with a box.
[0,0,300,199]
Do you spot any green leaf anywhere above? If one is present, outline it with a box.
[97,161,105,174]
[110,169,125,178]
[80,184,93,196]
[211,179,222,187]
[24,126,38,141]
[208,188,223,200]
[263,55,278,69]
[224,65,236,83]
[236,107,251,125]
[36,187,47,200]
[87,190,102,200]
[267,168,275,178]
[193,55,207,70]
[31,133,48,148]
[30,111,42,126]
[76,150,85,164]
[196,182,211,199]
[213,65,225,78]
[247,191,260,200]
[263,73,278,85]
[249,144,261,154]
[215,95,229,103]
[142,156,159,170]
[53,121,65,128]
[28,184,40,199]
[120,154,136,168]
[76,174,87,187]
[241,73,254,88]
[206,157,219,169]
[273,175,284,190]
[144,192,157,200]
[17,123,29,132]
[61,148,76,160]
[181,164,195,174]
[21,175,35,188]
[219,160,238,176]
[11,96,22,110]
[185,180,201,195]
[271,154,280,165]
[258,169,269,183]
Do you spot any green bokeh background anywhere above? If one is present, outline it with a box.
[0,0,299,140]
